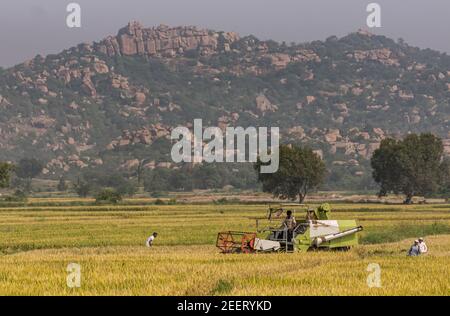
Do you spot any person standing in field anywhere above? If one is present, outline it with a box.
[418,237,428,254]
[408,240,420,256]
[146,232,158,248]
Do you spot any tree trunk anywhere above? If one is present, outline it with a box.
[299,194,305,203]
[24,178,32,193]
[298,184,307,203]
[137,164,143,185]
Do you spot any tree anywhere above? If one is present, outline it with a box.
[371,133,446,204]
[143,169,172,192]
[0,162,13,188]
[192,164,226,189]
[57,177,68,192]
[439,158,450,195]
[73,178,92,197]
[98,174,137,196]
[15,158,43,180]
[14,158,43,193]
[169,170,193,191]
[136,158,153,185]
[370,138,405,197]
[254,145,326,203]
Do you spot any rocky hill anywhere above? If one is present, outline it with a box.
[1,22,450,189]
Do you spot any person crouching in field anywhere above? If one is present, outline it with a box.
[418,237,428,254]
[146,232,158,247]
[408,240,420,256]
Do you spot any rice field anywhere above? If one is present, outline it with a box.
[0,201,449,295]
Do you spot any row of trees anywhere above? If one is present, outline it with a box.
[0,159,257,200]
[143,163,257,192]
[1,133,449,204]
[73,163,257,198]
[0,158,44,192]
[73,172,137,198]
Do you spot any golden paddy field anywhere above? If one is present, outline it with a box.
[0,201,449,295]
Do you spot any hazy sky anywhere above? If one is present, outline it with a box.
[1,0,449,67]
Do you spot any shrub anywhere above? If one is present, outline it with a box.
[150,191,167,198]
[3,190,28,202]
[154,199,166,205]
[95,189,122,204]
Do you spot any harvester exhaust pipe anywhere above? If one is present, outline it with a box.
[314,226,363,246]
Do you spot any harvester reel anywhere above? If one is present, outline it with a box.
[216,232,235,253]
[216,231,256,254]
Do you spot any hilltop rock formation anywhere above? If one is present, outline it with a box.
[96,22,240,58]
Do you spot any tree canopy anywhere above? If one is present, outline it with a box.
[254,145,326,203]
[371,133,447,203]
[15,158,43,180]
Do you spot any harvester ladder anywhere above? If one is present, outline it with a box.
[285,228,294,253]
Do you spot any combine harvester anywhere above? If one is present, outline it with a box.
[216,203,363,253]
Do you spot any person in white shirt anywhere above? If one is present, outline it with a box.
[146,232,158,247]
[418,237,428,254]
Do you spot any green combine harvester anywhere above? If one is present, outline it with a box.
[216,203,363,253]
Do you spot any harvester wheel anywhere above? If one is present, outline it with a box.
[335,246,351,252]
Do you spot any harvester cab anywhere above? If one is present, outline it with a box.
[216,203,363,253]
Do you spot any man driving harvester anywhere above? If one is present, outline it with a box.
[281,210,297,241]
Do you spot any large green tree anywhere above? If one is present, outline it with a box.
[371,133,446,203]
[254,145,326,203]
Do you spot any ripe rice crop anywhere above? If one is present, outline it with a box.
[0,201,449,295]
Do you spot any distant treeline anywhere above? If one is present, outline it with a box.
[1,134,450,205]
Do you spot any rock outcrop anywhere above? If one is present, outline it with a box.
[256,94,278,114]
[96,22,240,58]
[348,48,399,66]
